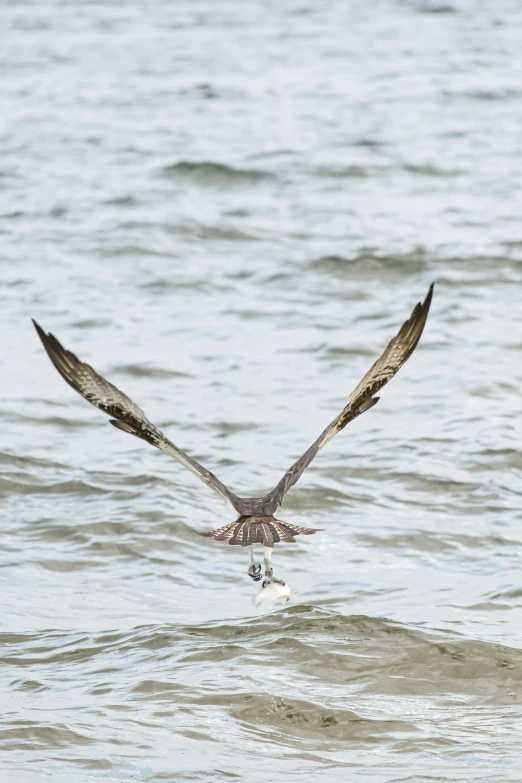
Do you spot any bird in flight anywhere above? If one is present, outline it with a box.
[33,283,433,586]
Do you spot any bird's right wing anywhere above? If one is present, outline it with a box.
[33,321,242,512]
[263,283,434,509]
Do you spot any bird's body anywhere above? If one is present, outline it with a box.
[33,283,433,584]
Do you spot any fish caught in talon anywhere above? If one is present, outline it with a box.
[254,580,293,609]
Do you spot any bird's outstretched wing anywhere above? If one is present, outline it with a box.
[32,321,242,511]
[262,283,434,509]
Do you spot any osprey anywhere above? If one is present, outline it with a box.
[33,284,433,585]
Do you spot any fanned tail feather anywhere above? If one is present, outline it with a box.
[199,516,320,548]
[199,520,238,542]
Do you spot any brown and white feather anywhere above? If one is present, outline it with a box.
[199,516,319,548]
[32,320,242,511]
[33,284,433,549]
[262,283,434,508]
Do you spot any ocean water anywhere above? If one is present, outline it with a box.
[2,1,522,780]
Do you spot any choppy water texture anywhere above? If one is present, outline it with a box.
[2,1,522,781]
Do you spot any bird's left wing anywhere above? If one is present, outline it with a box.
[33,321,242,511]
[262,283,434,510]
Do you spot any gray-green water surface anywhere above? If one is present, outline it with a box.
[2,1,522,780]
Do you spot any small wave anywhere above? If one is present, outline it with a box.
[109,363,192,380]
[70,318,112,329]
[0,451,69,471]
[417,3,458,13]
[37,558,102,573]
[215,420,260,436]
[0,477,111,498]
[160,160,270,185]
[103,194,138,206]
[447,87,522,101]
[187,220,258,241]
[0,721,96,751]
[117,217,257,242]
[213,692,414,741]
[309,252,428,276]
[351,137,386,148]
[4,413,93,430]
[402,163,464,177]
[11,678,47,692]
[314,164,382,178]
[486,587,522,601]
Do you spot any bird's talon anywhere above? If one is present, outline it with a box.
[248,563,262,581]
[262,577,285,587]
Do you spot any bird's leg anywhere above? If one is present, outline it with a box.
[247,545,262,582]
[263,546,285,585]
[264,546,272,577]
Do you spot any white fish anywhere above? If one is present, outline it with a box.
[254,581,293,609]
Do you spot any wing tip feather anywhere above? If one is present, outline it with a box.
[32,318,50,345]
